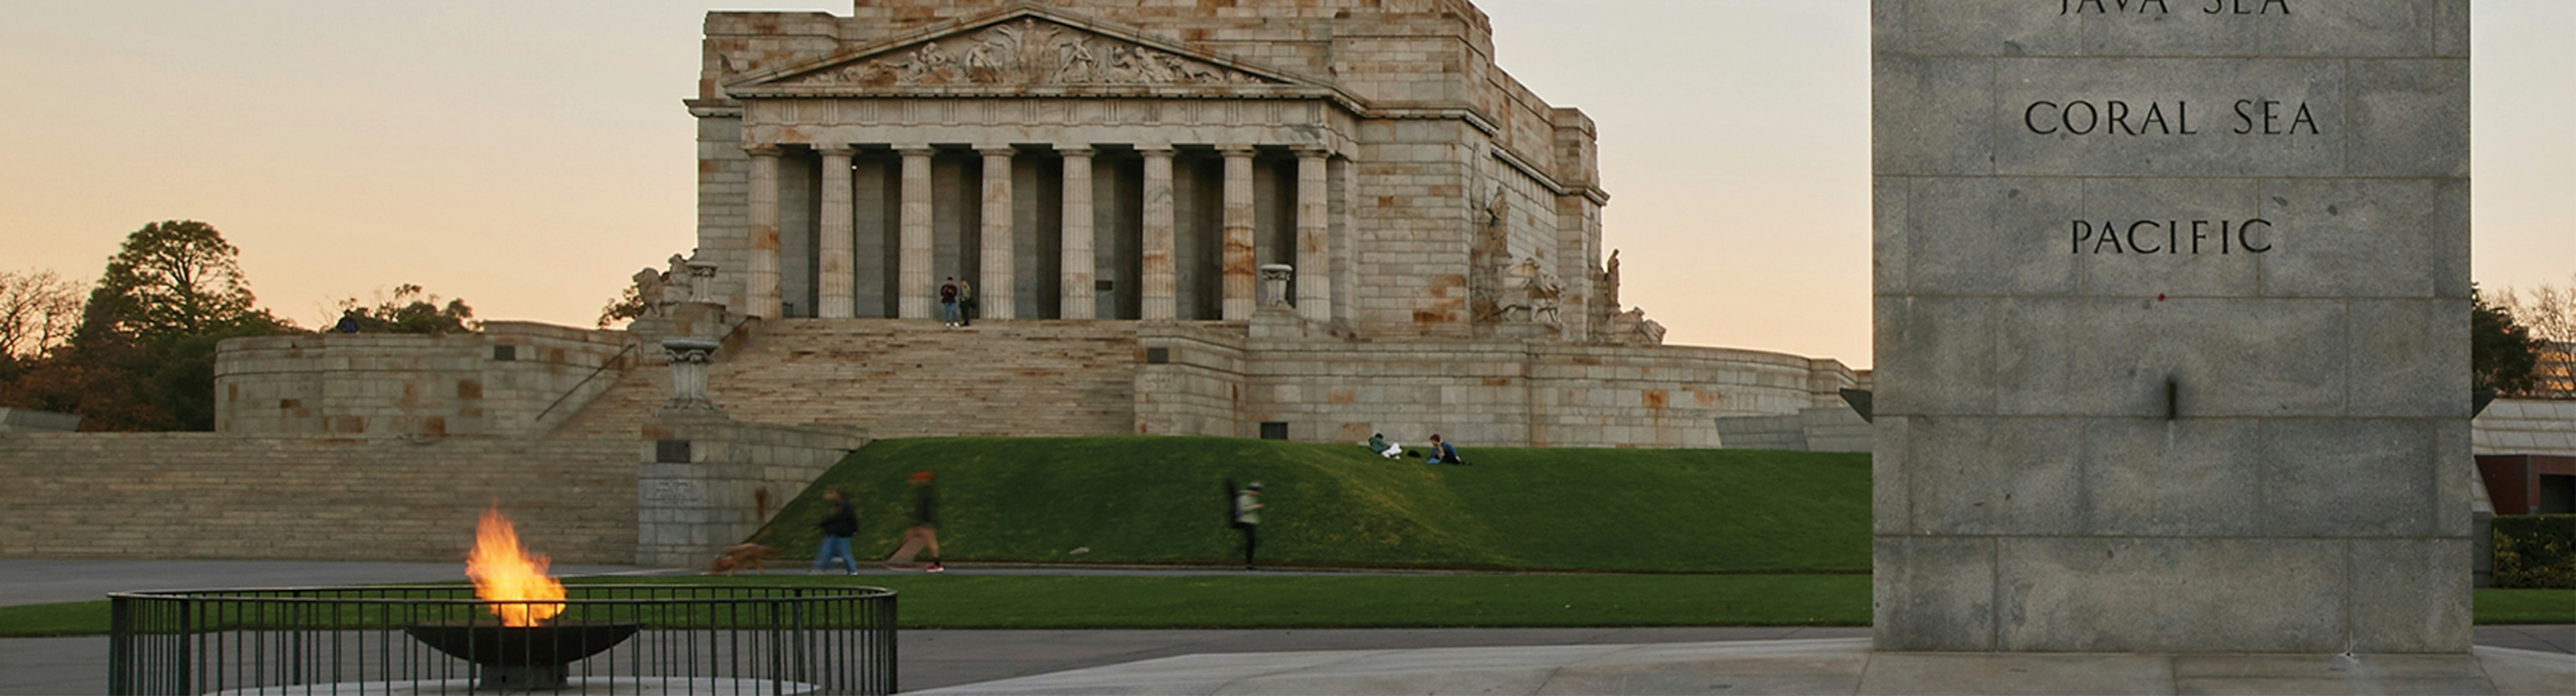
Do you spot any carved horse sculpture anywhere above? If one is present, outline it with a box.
[1493,258,1564,327]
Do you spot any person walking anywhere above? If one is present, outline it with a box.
[938,277,963,327]
[1233,482,1265,570]
[812,488,859,575]
[883,472,945,572]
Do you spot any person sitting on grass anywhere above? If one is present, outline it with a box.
[1366,433,1407,459]
[1424,434,1469,466]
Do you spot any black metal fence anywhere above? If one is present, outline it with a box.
[109,585,896,695]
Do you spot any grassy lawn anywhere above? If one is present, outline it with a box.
[750,437,1873,573]
[3,577,2563,638]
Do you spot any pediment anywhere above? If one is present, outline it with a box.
[731,8,1315,95]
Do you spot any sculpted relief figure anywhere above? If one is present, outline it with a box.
[1053,37,1099,83]
[659,253,694,305]
[787,19,1271,89]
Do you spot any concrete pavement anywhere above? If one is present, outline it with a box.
[916,638,2576,695]
[0,560,2565,694]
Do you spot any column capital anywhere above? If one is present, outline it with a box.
[1291,144,1331,159]
[1057,146,1097,158]
[895,146,936,157]
[1217,144,1258,158]
[975,146,1019,158]
[741,143,784,158]
[815,144,858,157]
[1136,146,1177,157]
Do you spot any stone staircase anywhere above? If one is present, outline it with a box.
[552,319,1144,440]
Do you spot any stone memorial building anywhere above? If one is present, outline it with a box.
[207,0,1866,450]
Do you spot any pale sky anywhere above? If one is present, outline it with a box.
[3,1,2568,369]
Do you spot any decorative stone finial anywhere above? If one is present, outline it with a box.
[1258,264,1295,309]
[684,260,718,304]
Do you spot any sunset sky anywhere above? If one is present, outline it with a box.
[4,1,2568,368]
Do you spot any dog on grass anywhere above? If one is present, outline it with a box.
[708,543,782,575]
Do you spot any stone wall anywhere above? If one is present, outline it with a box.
[1137,317,1854,448]
[2473,398,2576,456]
[636,415,869,566]
[215,322,638,440]
[1875,0,2473,654]
[0,433,637,564]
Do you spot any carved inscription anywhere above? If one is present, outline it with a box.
[786,19,1277,88]
[2071,219,2273,255]
[2060,0,2290,15]
[2023,100,2318,136]
[2041,0,2306,254]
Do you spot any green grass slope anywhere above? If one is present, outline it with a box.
[747,436,1870,573]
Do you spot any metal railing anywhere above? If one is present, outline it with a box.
[109,584,896,695]
[533,342,640,424]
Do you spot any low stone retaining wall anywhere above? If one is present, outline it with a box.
[0,433,637,564]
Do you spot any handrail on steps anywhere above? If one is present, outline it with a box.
[534,341,639,423]
[532,314,761,425]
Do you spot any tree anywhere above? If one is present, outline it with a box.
[331,284,478,335]
[598,284,649,329]
[2493,277,2576,398]
[1,221,294,431]
[0,268,83,362]
[75,220,284,346]
[2473,285,2545,396]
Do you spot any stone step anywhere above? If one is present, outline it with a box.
[549,322,1146,440]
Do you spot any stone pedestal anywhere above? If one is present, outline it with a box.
[658,338,724,415]
[1872,0,2471,654]
[635,413,867,567]
[1258,264,1293,309]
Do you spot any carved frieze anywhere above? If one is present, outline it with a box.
[781,19,1277,89]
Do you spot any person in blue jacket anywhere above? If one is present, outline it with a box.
[1426,434,1470,466]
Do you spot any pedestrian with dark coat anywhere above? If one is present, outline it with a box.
[812,488,859,575]
[883,472,945,573]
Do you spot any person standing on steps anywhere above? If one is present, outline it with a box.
[883,472,945,573]
[1233,482,1265,570]
[812,487,859,575]
[938,277,963,327]
[956,277,977,327]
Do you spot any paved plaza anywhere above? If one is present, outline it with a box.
[0,560,2565,694]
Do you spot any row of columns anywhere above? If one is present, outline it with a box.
[742,144,1336,324]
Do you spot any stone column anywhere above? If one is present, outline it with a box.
[978,146,1018,321]
[897,147,935,319]
[1140,147,1178,321]
[1219,146,1258,321]
[659,338,722,413]
[1330,155,1356,325]
[741,144,784,319]
[1059,148,1097,320]
[1294,148,1332,323]
[815,146,857,319]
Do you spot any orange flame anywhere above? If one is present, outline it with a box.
[466,505,565,626]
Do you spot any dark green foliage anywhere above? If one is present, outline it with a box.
[332,284,478,335]
[2492,514,2576,589]
[2475,287,2546,395]
[76,220,277,346]
[0,221,296,430]
[750,437,1872,573]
